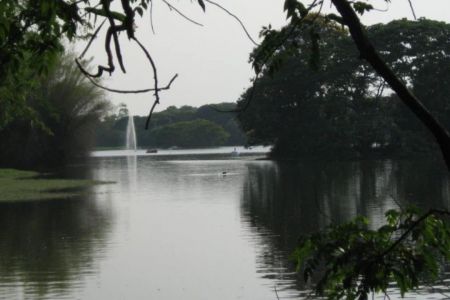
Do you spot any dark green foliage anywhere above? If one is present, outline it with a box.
[238,19,450,159]
[96,103,246,148]
[293,207,450,299]
[94,115,127,148]
[352,2,374,15]
[0,53,110,168]
[152,119,229,148]
[0,0,84,129]
[240,18,374,158]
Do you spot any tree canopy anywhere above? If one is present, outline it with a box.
[0,52,109,168]
[249,0,450,168]
[238,18,450,159]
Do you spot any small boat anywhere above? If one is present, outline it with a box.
[146,149,158,153]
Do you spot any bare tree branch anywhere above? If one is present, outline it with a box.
[76,59,178,94]
[101,0,127,73]
[120,0,135,38]
[204,0,258,46]
[76,35,114,79]
[162,0,204,26]
[131,36,163,129]
[375,81,386,99]
[145,94,160,130]
[407,0,417,20]
[150,0,156,34]
[79,19,107,59]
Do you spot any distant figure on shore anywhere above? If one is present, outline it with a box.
[231,147,239,157]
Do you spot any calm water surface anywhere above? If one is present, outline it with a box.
[0,148,449,299]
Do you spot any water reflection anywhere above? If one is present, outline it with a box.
[1,156,448,299]
[126,154,138,191]
[0,196,113,299]
[240,160,450,298]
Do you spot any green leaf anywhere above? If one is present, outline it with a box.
[352,2,374,15]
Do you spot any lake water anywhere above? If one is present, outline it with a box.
[0,147,449,299]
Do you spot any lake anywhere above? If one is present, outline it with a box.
[0,146,449,299]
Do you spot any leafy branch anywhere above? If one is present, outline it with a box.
[293,207,450,299]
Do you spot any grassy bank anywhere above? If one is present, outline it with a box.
[0,168,111,202]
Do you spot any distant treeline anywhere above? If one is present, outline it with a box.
[95,103,246,148]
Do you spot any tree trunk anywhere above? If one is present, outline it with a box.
[331,0,450,170]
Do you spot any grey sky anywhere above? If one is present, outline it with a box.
[77,0,450,116]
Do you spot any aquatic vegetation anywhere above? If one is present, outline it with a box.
[0,169,112,202]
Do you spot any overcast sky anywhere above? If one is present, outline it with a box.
[76,0,450,116]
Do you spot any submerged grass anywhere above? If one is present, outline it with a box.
[0,168,112,202]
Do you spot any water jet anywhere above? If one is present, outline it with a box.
[126,113,137,153]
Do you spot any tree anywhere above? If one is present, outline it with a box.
[151,119,229,148]
[293,208,450,299]
[370,19,450,156]
[0,0,81,129]
[2,1,449,164]
[331,0,450,169]
[251,0,450,169]
[247,2,450,298]
[239,19,362,158]
[196,103,246,145]
[95,103,245,148]
[238,18,450,159]
[0,0,216,130]
[0,52,110,168]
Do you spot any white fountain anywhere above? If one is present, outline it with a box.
[126,113,137,153]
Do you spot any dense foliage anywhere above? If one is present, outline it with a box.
[151,119,229,148]
[95,103,245,148]
[0,0,85,129]
[293,207,450,299]
[0,53,109,168]
[238,19,450,159]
